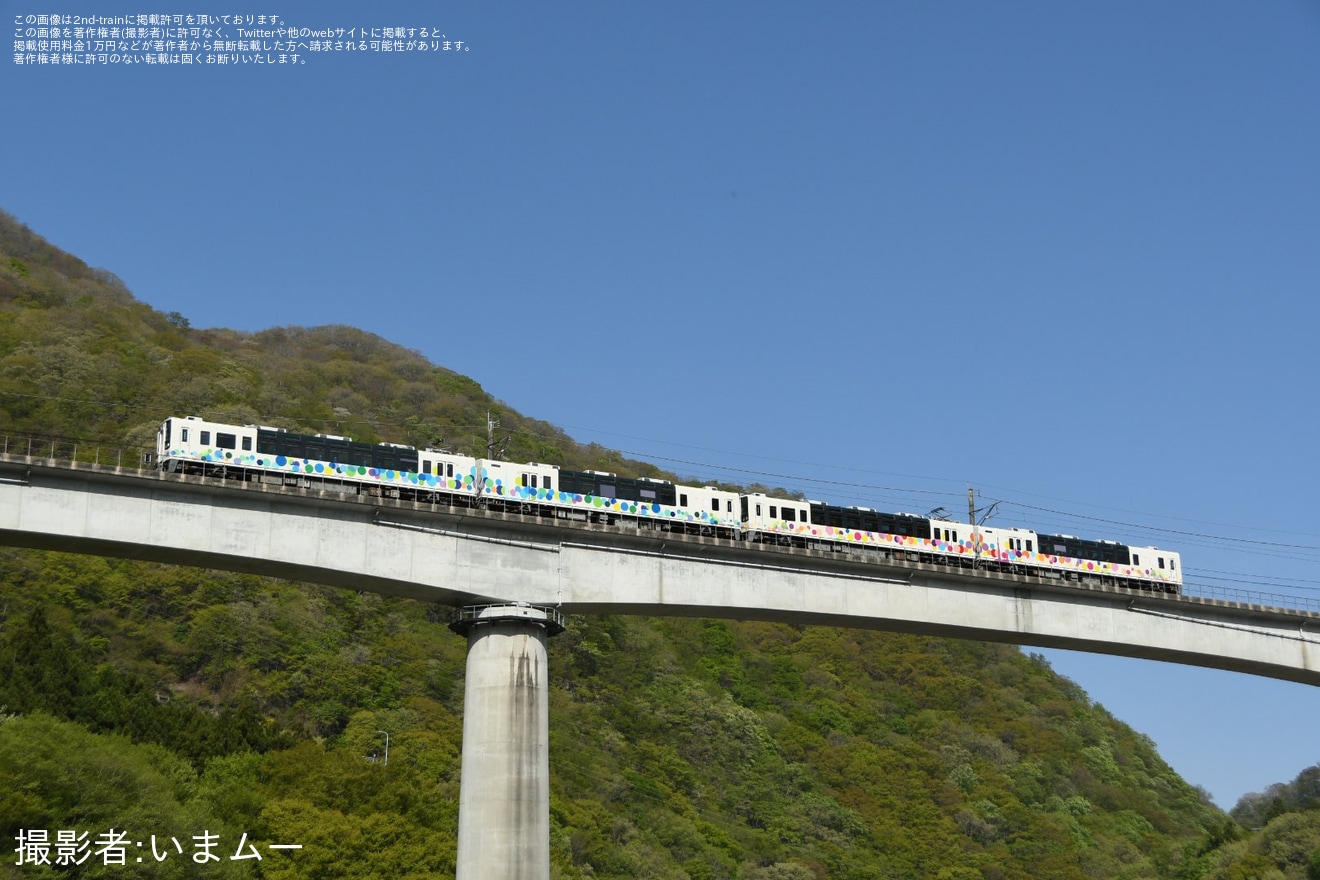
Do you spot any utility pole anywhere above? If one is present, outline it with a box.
[486,410,510,459]
[967,488,1000,568]
[477,411,503,503]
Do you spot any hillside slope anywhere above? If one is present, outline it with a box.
[0,210,1226,879]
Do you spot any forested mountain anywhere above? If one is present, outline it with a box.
[1181,764,1320,880]
[0,209,1282,878]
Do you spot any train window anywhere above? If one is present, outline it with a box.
[1158,557,1165,569]
[711,499,719,512]
[1026,540,1033,552]
[242,437,252,451]
[1170,558,1176,570]
[600,484,615,498]
[181,428,189,442]
[532,475,539,489]
[1132,553,1139,565]
[545,477,553,492]
[727,500,732,512]
[216,433,236,450]
[756,504,762,516]
[952,530,959,542]
[770,506,778,518]
[200,431,211,446]
[680,493,688,507]
[641,489,655,500]
[448,463,454,478]
[783,508,796,522]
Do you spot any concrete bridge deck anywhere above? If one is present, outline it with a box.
[1,452,1316,687]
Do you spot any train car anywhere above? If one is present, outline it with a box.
[742,493,933,552]
[477,458,558,502]
[1032,533,1182,592]
[417,449,480,494]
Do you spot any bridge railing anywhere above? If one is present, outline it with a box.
[1,433,154,471]
[3,434,1319,618]
[1180,582,1320,616]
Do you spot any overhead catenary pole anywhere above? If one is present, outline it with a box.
[969,486,979,565]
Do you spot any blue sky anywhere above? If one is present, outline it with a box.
[6,1,1320,809]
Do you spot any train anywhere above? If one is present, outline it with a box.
[154,415,1183,593]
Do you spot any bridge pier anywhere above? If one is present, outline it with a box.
[449,604,566,880]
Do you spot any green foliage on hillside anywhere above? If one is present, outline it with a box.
[1233,765,1320,831]
[0,210,665,481]
[0,210,1237,877]
[1178,765,1320,880]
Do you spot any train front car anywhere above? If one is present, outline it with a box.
[1126,545,1182,593]
[156,416,259,475]
[154,415,481,504]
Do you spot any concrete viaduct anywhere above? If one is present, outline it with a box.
[3,454,1318,879]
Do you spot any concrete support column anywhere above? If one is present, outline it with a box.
[450,604,565,880]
